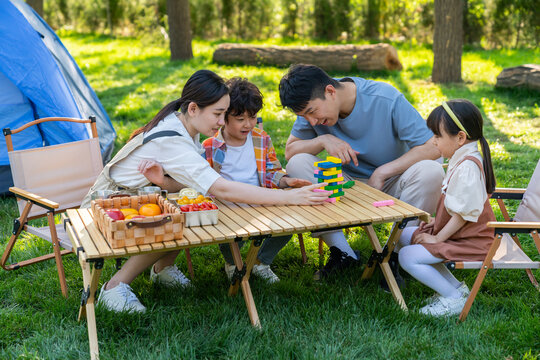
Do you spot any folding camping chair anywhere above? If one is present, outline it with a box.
[1,117,103,298]
[447,159,540,322]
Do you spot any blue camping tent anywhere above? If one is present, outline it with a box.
[0,0,116,194]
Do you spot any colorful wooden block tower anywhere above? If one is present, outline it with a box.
[314,156,345,203]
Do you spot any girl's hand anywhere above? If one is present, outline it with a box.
[138,159,165,186]
[280,176,312,188]
[418,219,435,232]
[412,233,439,244]
[287,183,330,205]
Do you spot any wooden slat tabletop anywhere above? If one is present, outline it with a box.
[66,184,428,260]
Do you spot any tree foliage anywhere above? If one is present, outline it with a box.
[42,0,538,48]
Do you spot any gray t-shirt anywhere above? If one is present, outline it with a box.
[291,77,433,178]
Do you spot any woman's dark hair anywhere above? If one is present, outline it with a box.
[427,99,496,194]
[130,70,229,140]
[279,64,342,113]
[225,77,263,121]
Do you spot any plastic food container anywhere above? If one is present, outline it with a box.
[183,208,219,227]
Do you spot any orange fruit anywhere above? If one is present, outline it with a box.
[120,208,139,217]
[139,203,162,216]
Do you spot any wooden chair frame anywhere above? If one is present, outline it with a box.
[447,187,540,321]
[1,117,100,298]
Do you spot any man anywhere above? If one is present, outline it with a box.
[279,64,444,285]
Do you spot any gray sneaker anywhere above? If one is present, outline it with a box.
[420,293,467,317]
[252,264,280,283]
[224,263,236,281]
[425,281,470,305]
[97,282,146,313]
[150,264,191,288]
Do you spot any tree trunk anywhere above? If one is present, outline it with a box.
[26,0,43,17]
[365,0,380,40]
[213,43,403,71]
[432,0,463,83]
[167,0,193,61]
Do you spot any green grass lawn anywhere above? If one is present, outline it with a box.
[1,34,539,359]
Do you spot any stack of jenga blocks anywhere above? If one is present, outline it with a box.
[314,156,345,203]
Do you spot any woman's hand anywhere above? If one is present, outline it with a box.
[287,182,330,205]
[279,176,312,188]
[138,159,165,187]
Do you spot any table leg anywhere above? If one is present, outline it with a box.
[228,240,262,328]
[361,223,407,311]
[361,225,383,280]
[78,260,103,360]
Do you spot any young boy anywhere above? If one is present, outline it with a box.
[202,77,310,283]
[141,78,310,283]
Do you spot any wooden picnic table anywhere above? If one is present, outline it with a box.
[65,182,429,359]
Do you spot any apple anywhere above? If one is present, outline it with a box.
[105,208,125,221]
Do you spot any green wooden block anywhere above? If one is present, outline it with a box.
[329,190,345,198]
[324,184,342,191]
[342,180,355,189]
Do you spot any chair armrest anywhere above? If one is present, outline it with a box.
[487,221,540,234]
[491,187,526,200]
[9,187,59,209]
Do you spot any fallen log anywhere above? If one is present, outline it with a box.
[496,64,540,91]
[213,43,403,71]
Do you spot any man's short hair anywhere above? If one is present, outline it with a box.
[279,64,341,113]
[225,77,263,121]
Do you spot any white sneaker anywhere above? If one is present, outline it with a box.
[420,294,467,317]
[97,282,146,313]
[252,264,280,284]
[150,264,191,288]
[425,281,470,305]
[224,263,236,281]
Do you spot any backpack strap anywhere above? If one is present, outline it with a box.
[143,130,183,144]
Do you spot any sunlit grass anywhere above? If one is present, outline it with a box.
[1,34,539,359]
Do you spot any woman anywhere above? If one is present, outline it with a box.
[82,70,328,313]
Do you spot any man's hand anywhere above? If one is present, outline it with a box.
[367,168,387,190]
[320,134,359,166]
[138,159,165,187]
[279,176,312,188]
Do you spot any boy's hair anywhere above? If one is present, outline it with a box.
[225,77,263,121]
[279,64,342,113]
[427,99,496,194]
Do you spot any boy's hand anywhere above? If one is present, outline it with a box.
[138,159,165,187]
[280,176,312,188]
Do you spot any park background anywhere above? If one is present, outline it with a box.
[1,0,539,359]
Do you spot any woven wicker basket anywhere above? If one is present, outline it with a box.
[91,194,184,248]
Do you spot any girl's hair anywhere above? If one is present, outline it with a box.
[130,70,229,140]
[225,77,263,120]
[427,99,496,194]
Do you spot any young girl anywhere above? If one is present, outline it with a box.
[397,99,496,317]
[82,70,329,313]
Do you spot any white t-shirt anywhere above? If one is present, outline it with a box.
[109,112,221,195]
[219,132,260,186]
[443,141,487,222]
